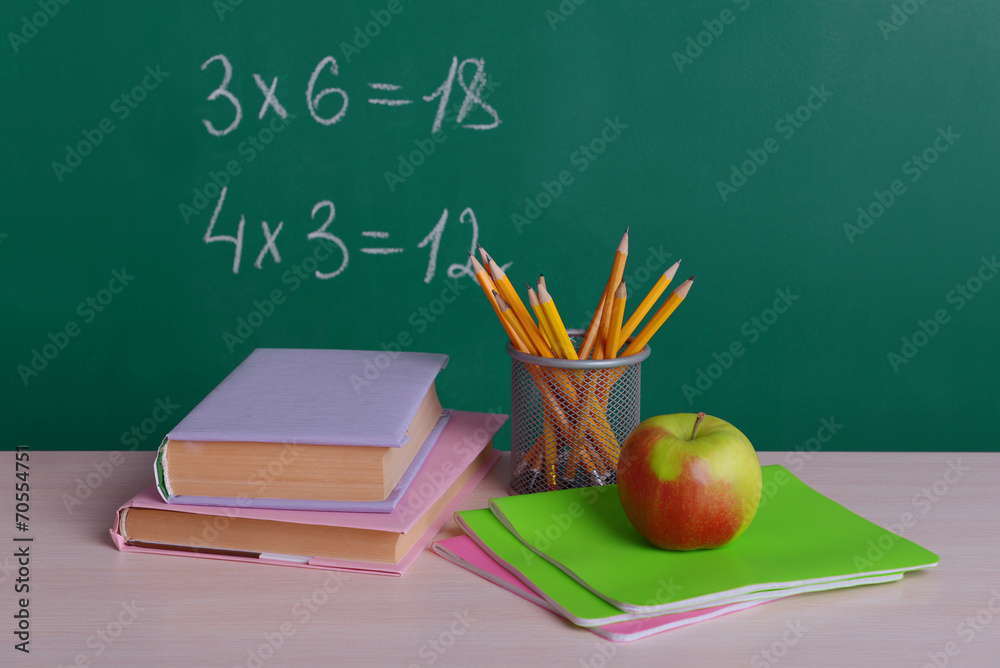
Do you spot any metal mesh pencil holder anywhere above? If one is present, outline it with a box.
[508,330,650,494]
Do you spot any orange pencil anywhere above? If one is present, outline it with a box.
[478,243,495,264]
[577,290,607,359]
[607,282,627,358]
[599,229,629,357]
[622,276,694,356]
[619,259,680,349]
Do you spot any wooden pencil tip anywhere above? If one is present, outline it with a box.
[673,277,694,299]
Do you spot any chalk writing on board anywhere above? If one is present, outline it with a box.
[200,55,501,135]
[203,188,507,283]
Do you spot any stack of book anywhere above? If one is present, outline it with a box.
[110,348,505,576]
[433,466,939,641]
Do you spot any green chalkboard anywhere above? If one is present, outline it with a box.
[3,1,999,453]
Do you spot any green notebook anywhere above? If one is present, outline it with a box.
[455,508,906,627]
[488,465,939,614]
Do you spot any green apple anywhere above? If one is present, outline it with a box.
[616,412,762,550]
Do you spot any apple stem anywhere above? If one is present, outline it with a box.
[690,412,707,440]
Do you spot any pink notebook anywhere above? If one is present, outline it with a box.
[432,535,772,642]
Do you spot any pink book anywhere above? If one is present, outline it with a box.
[111,411,505,576]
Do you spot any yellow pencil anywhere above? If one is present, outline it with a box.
[622,276,694,356]
[470,253,528,353]
[527,284,557,352]
[536,283,579,360]
[619,259,680,349]
[488,259,552,358]
[494,290,535,355]
[598,229,629,356]
[607,282,627,358]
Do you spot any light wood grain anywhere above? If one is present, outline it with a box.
[2,451,999,667]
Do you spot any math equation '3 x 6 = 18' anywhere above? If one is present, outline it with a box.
[199,54,501,136]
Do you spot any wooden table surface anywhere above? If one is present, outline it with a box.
[2,450,998,667]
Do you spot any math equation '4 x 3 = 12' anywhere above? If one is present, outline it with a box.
[202,187,509,285]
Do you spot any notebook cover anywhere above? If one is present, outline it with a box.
[489,465,939,614]
[110,450,500,576]
[159,410,499,511]
[432,535,905,642]
[167,348,449,446]
[452,507,907,627]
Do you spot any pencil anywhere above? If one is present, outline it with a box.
[577,290,607,359]
[607,282,627,358]
[477,244,494,269]
[618,259,680,349]
[527,284,557,352]
[494,290,535,357]
[488,259,552,358]
[470,253,529,353]
[536,283,579,360]
[621,276,694,356]
[598,229,629,356]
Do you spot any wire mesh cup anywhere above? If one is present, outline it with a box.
[508,330,650,494]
